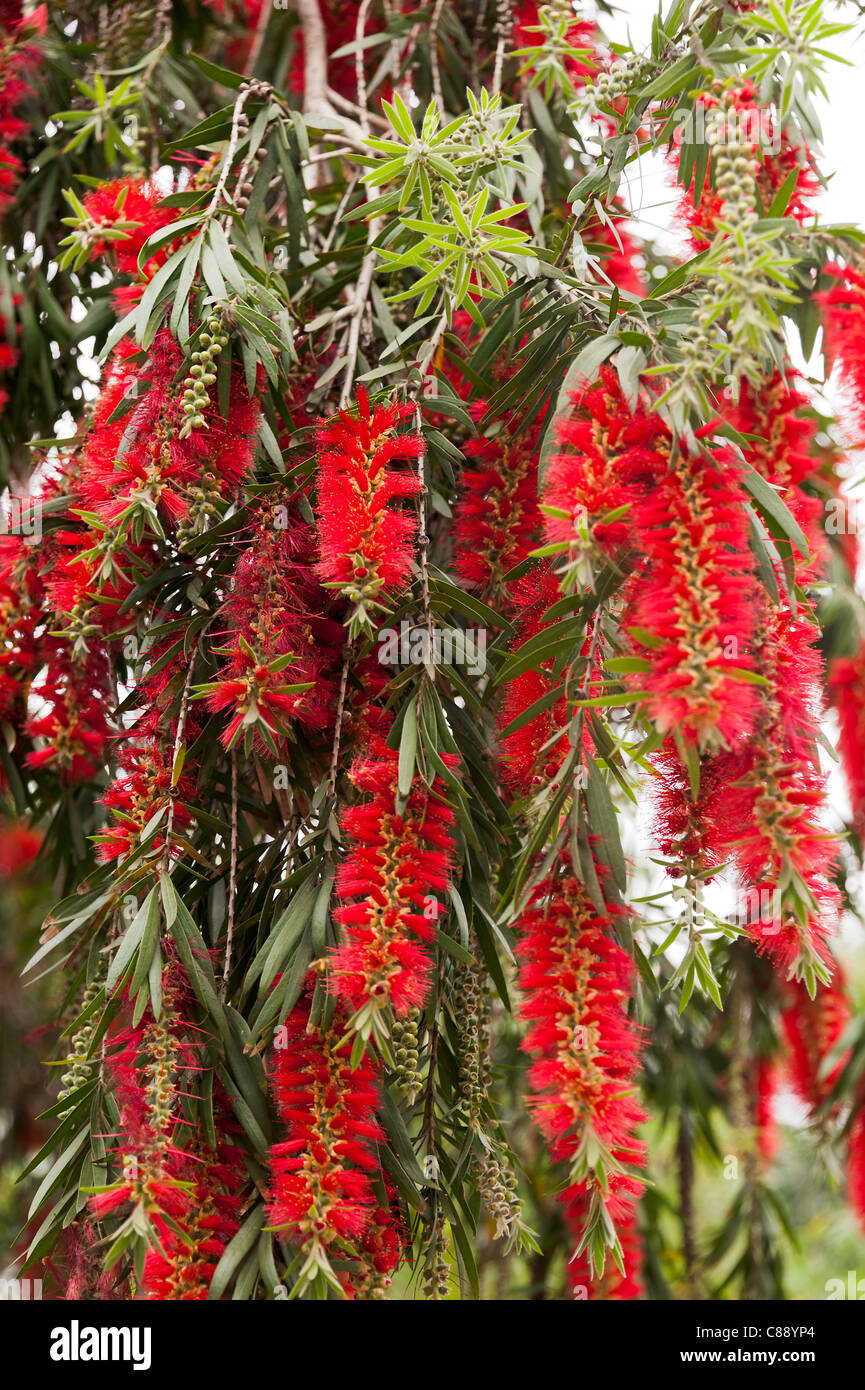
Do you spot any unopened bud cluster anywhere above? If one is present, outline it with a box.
[177,469,224,545]
[389,1010,423,1100]
[584,53,649,118]
[422,1214,451,1300]
[472,1147,521,1241]
[706,98,760,233]
[235,144,268,214]
[57,975,102,1117]
[180,313,228,435]
[355,1263,392,1300]
[452,949,491,1125]
[674,95,766,393]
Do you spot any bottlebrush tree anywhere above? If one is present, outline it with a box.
[4,0,865,1302]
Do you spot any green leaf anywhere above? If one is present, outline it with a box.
[106,888,158,993]
[398,701,418,799]
[584,756,626,893]
[209,1205,266,1299]
[741,466,809,559]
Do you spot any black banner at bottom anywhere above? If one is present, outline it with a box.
[0,1294,860,1377]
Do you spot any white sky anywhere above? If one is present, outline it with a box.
[595,0,865,240]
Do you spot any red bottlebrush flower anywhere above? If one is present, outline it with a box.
[848,1107,865,1233]
[314,388,423,630]
[829,641,865,839]
[267,996,386,1248]
[78,333,259,533]
[819,263,865,434]
[0,534,43,722]
[96,738,194,864]
[25,653,113,784]
[497,566,601,796]
[62,1220,128,1301]
[728,372,827,584]
[0,8,45,216]
[0,820,41,873]
[515,864,646,1264]
[91,954,247,1300]
[204,651,315,751]
[347,1198,405,1299]
[651,740,739,872]
[565,1199,643,1300]
[81,179,180,287]
[780,975,850,1112]
[452,427,542,606]
[328,747,456,1021]
[541,365,668,585]
[625,441,758,751]
[723,609,839,981]
[208,494,343,750]
[755,1056,780,1164]
[142,1125,247,1300]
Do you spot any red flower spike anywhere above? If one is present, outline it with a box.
[565,1199,644,1300]
[780,975,850,1113]
[817,263,865,436]
[266,997,393,1264]
[625,441,758,752]
[328,746,457,1022]
[314,388,423,629]
[515,863,646,1272]
[829,641,865,840]
[453,428,543,607]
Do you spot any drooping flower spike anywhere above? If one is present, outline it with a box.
[315,388,424,637]
[328,746,457,1032]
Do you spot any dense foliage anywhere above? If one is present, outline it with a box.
[3,0,865,1301]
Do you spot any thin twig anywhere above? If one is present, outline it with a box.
[326,86,389,130]
[414,311,449,389]
[327,644,353,797]
[414,405,435,647]
[355,0,373,138]
[409,310,448,643]
[338,236,380,407]
[493,0,513,94]
[160,639,200,878]
[204,87,252,226]
[319,171,361,255]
